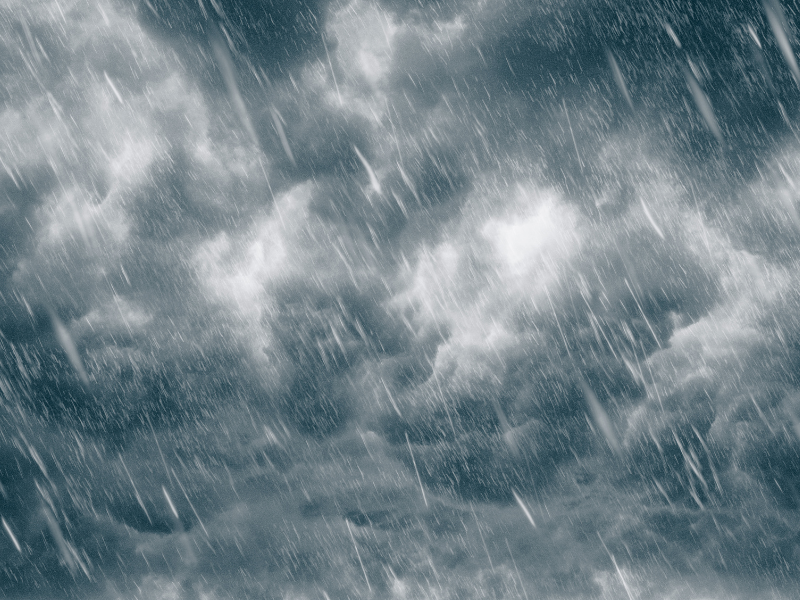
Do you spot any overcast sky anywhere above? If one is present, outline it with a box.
[2,0,800,598]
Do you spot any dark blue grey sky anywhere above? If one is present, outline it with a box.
[2,0,800,598]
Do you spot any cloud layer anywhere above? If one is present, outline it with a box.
[2,0,800,598]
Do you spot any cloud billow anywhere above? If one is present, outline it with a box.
[3,0,800,598]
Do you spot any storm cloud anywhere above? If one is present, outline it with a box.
[2,0,800,599]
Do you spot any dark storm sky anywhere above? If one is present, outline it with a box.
[2,0,800,598]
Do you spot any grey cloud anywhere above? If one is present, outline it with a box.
[261,101,373,182]
[5,0,800,597]
[133,0,328,77]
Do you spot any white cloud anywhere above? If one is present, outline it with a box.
[328,0,398,88]
[482,184,580,284]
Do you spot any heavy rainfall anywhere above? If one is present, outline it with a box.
[2,0,800,599]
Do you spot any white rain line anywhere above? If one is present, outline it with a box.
[579,376,622,456]
[2,517,21,553]
[406,432,428,507]
[322,34,342,106]
[270,106,296,167]
[685,72,723,143]
[120,455,152,525]
[49,309,89,386]
[623,278,662,350]
[640,198,665,239]
[470,502,495,573]
[598,532,635,600]
[505,538,530,600]
[163,486,179,520]
[345,519,371,592]
[104,72,124,104]
[764,0,800,89]
[512,489,536,529]
[353,145,382,194]
[607,50,633,108]
[171,468,210,538]
[563,99,583,171]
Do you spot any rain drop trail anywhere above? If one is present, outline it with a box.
[492,396,518,456]
[512,489,536,530]
[397,162,421,206]
[764,0,800,89]
[505,538,530,600]
[653,478,674,509]
[0,155,19,188]
[104,72,124,104]
[470,502,495,573]
[120,455,152,525]
[2,517,21,553]
[607,50,633,108]
[430,362,457,440]
[147,414,171,480]
[322,34,342,106]
[353,145,382,194]
[382,378,402,417]
[563,99,583,171]
[406,432,428,507]
[621,355,646,386]
[747,23,782,104]
[777,164,800,232]
[143,0,158,16]
[209,24,259,148]
[48,308,89,386]
[749,392,776,434]
[787,408,800,442]
[544,285,571,358]
[598,532,635,600]
[20,433,49,481]
[270,106,296,167]
[672,430,709,498]
[623,278,662,350]
[163,486,179,520]
[664,22,682,48]
[693,425,723,494]
[579,375,621,456]
[345,519,371,592]
[42,503,91,578]
[171,467,209,537]
[640,199,665,239]
[684,65,723,144]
